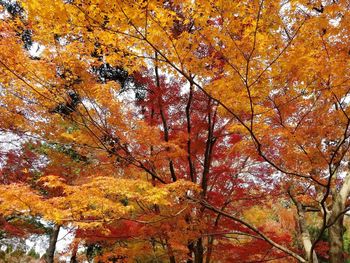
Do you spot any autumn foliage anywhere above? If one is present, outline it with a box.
[1,0,350,262]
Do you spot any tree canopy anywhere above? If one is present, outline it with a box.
[1,0,350,262]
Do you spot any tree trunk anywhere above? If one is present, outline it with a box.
[187,239,204,263]
[206,236,214,263]
[45,224,60,263]
[290,193,318,263]
[300,210,317,263]
[329,216,344,263]
[301,231,318,263]
[187,242,194,263]
[194,238,204,263]
[328,172,350,263]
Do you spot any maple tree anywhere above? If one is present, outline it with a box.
[1,0,350,262]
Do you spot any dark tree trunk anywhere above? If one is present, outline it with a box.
[194,238,204,263]
[45,224,60,263]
